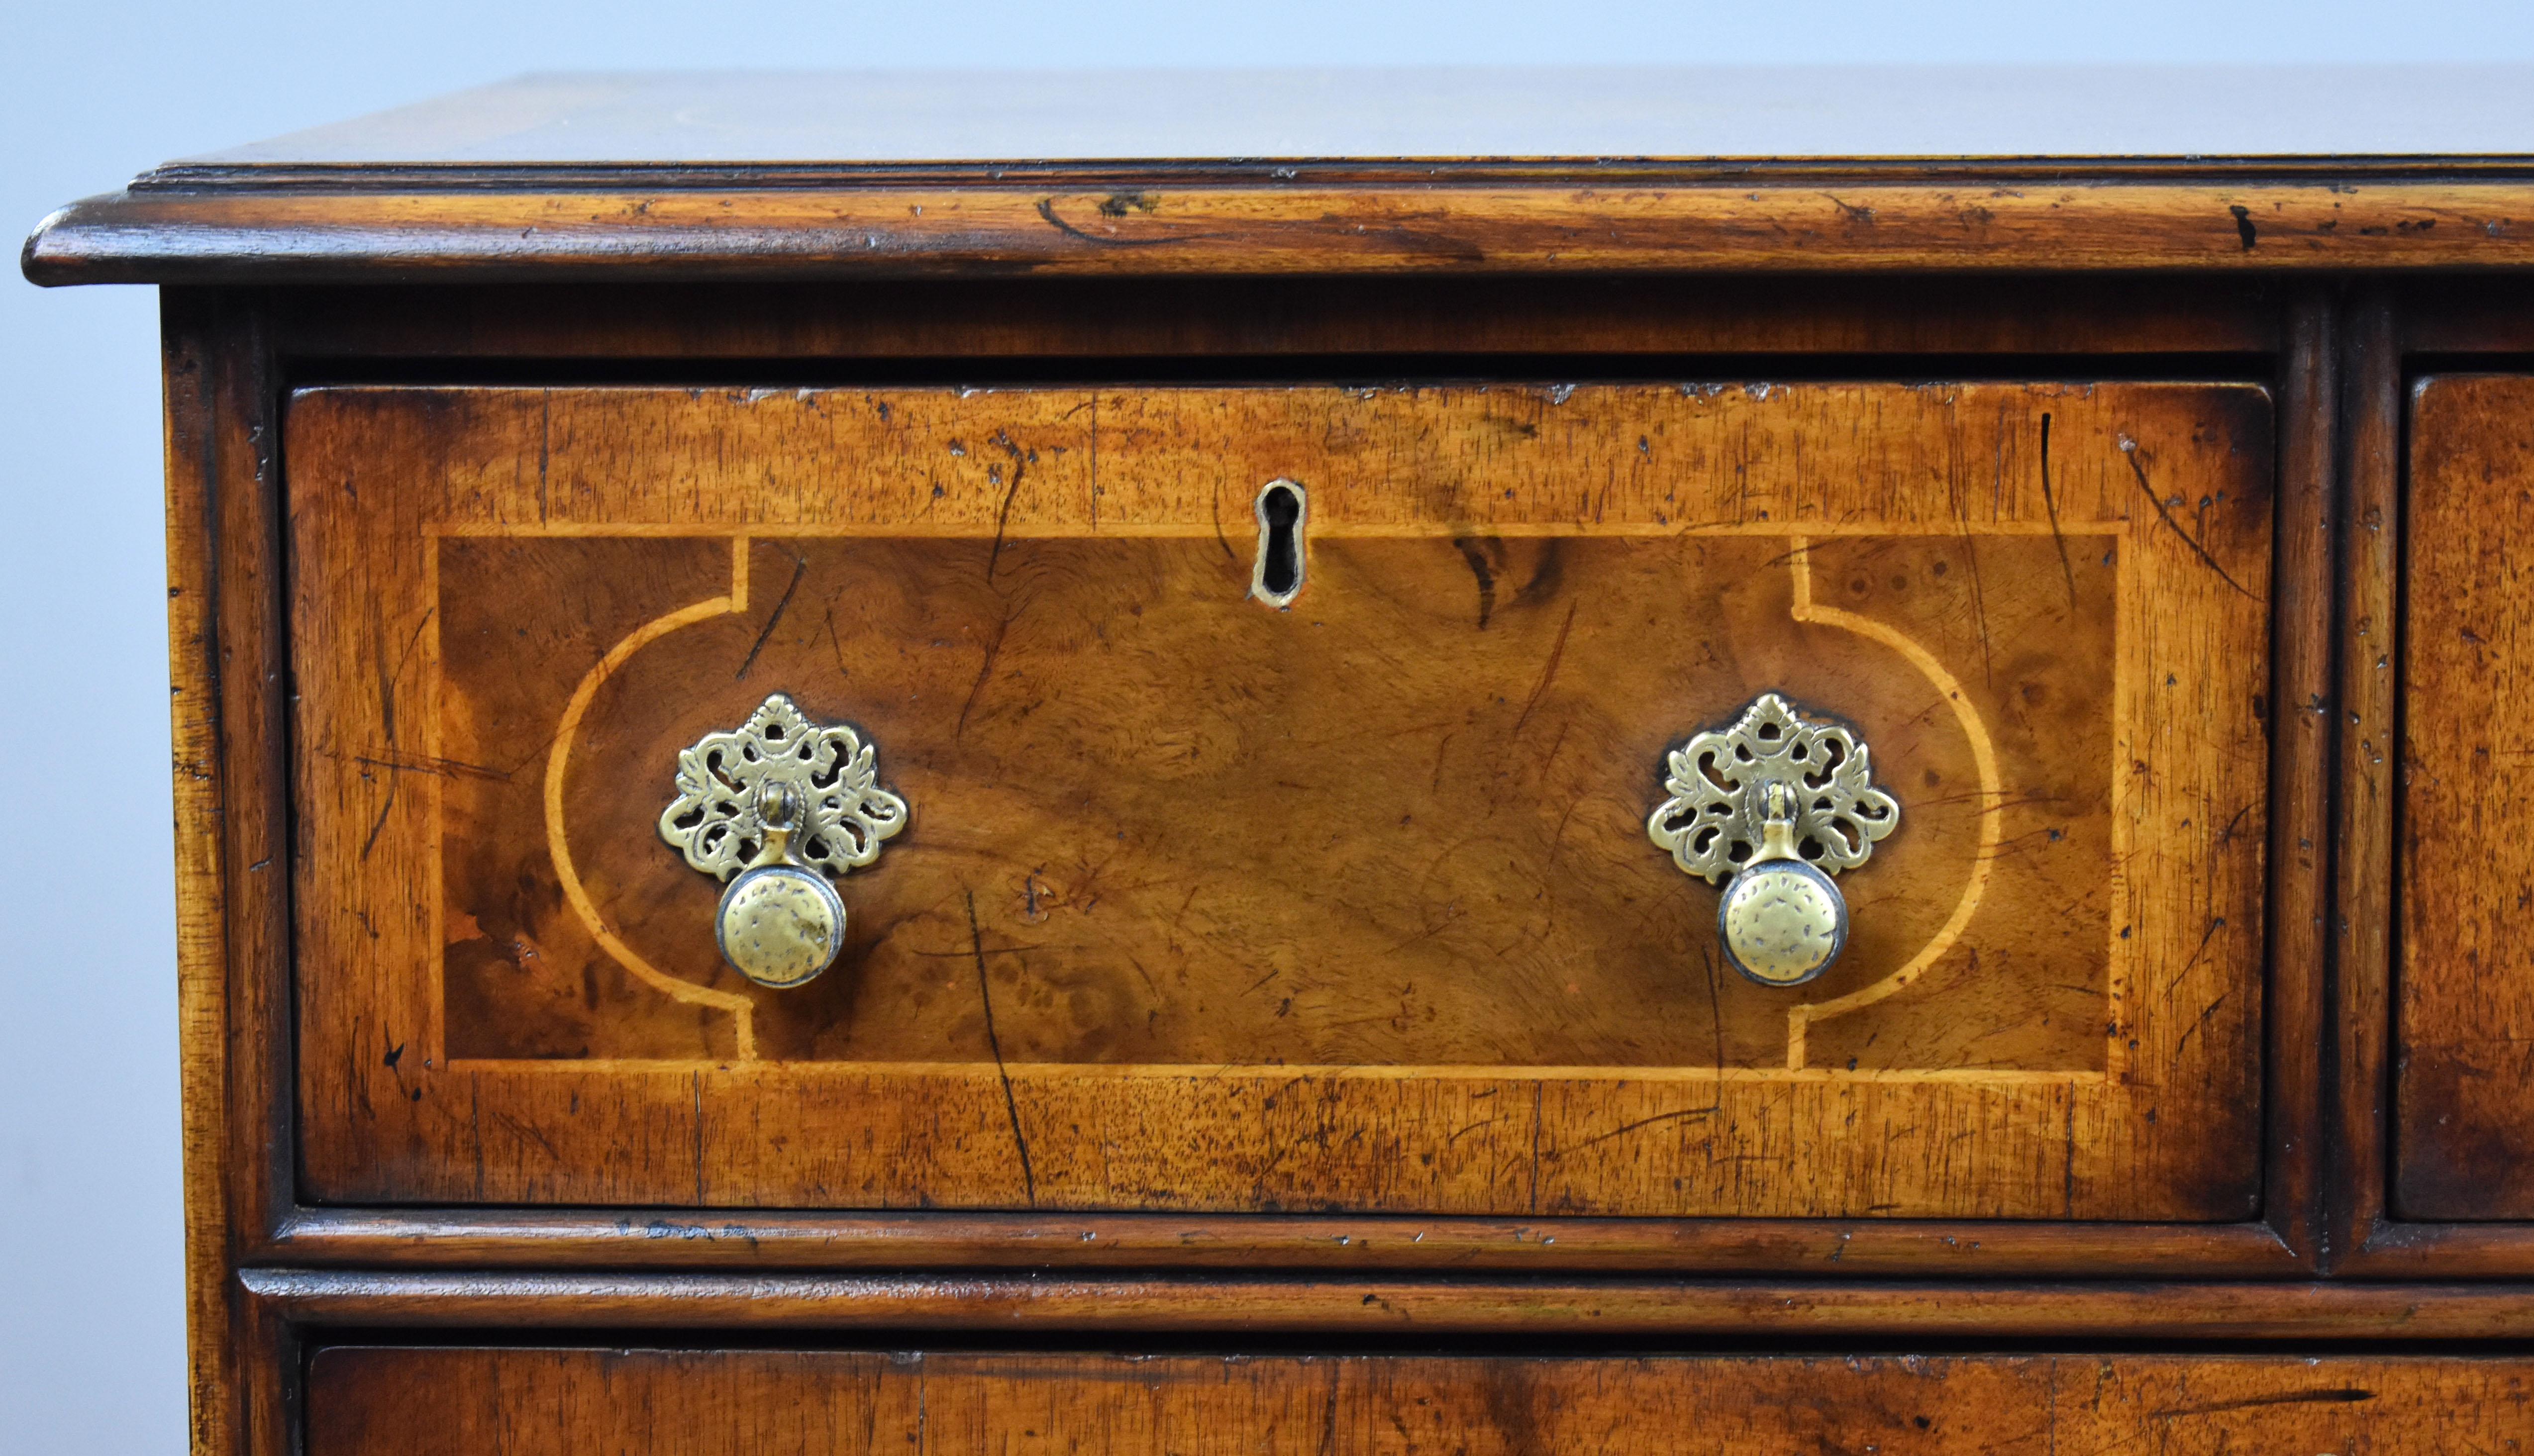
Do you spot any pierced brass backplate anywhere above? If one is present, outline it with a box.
[1647,692,1899,987]
[658,692,908,988]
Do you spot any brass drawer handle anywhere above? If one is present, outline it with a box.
[1647,692,1899,987]
[658,692,908,988]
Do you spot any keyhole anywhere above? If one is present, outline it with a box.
[1251,479,1306,608]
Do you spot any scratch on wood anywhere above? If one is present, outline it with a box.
[692,1070,706,1205]
[1510,601,1578,737]
[734,548,807,681]
[2209,803,2253,853]
[2157,917,2229,1006]
[362,606,436,860]
[2062,1096,2076,1218]
[2151,1388,2374,1419]
[1702,945,1726,1109]
[486,1105,562,1163]
[985,438,1028,582]
[2171,986,2234,1063]
[536,390,551,524]
[352,749,510,782]
[1560,1103,1720,1154]
[1957,518,1996,688]
[2036,411,2079,610]
[2123,438,2257,599]
[967,889,1038,1206]
[955,608,1013,741]
[1318,1361,1340,1456]
[1528,1082,1543,1214]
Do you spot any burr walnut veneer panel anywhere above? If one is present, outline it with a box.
[287,381,2269,1217]
[306,1346,2533,1455]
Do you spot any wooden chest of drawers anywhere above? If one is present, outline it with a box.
[30,67,2534,1452]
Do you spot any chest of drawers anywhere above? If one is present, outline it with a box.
[30,66,2534,1452]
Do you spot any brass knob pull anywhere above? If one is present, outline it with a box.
[658,692,908,988]
[1646,692,1899,987]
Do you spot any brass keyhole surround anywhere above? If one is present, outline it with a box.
[1251,479,1307,608]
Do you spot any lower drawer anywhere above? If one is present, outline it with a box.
[310,1346,2523,1452]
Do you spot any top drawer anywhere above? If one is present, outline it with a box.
[286,380,2270,1220]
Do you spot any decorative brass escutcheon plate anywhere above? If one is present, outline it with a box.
[658,692,909,988]
[1647,692,1900,987]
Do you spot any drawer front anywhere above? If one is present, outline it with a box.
[287,381,2270,1218]
[308,1346,2520,1453]
[2402,374,2534,1217]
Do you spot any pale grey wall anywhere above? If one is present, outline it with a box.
[7,3,2534,1451]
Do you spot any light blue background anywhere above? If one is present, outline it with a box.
[8,4,2534,1450]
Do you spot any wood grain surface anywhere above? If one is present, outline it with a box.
[304,1345,2534,1454]
[160,291,249,1456]
[164,291,308,1456]
[253,276,2283,363]
[286,381,2270,1218]
[245,1266,2534,1340]
[445,531,2109,1070]
[286,380,2268,1219]
[2331,298,2411,1266]
[108,192,2534,1456]
[2399,374,2534,1219]
[2263,293,2335,1266]
[256,1203,2299,1275]
[32,178,2534,285]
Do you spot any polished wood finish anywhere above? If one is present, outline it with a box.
[161,276,2336,1301]
[2264,293,2336,1266]
[286,381,2269,1218]
[2396,375,2534,1220]
[260,1205,2299,1275]
[2302,300,2534,1277]
[56,70,2534,1456]
[242,1267,2534,1340]
[254,276,2285,362]
[162,292,296,1456]
[36,177,2534,286]
[307,1345,2534,1454]
[2327,296,2403,1274]
[2398,280,2534,355]
[159,291,243,1456]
